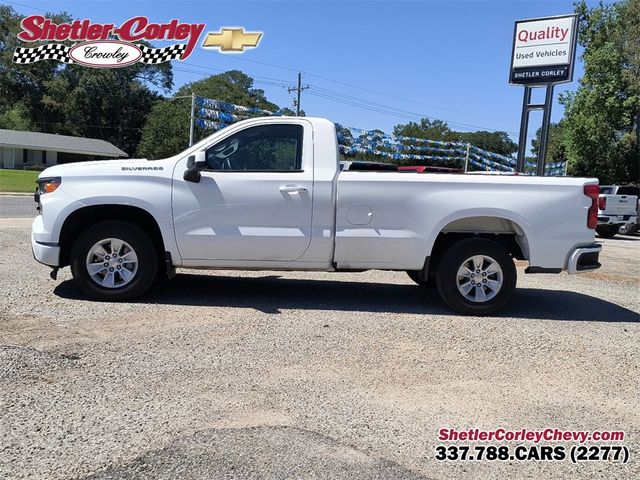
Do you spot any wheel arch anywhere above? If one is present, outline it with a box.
[424,212,532,279]
[58,204,167,268]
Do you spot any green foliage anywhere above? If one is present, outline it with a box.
[558,0,639,183]
[531,122,567,166]
[44,66,168,155]
[393,118,458,142]
[0,169,39,192]
[457,131,517,156]
[0,5,172,156]
[0,101,36,130]
[137,70,280,159]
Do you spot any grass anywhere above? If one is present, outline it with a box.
[0,169,40,193]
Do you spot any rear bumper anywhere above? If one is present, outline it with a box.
[598,214,634,225]
[566,243,601,274]
[31,231,60,267]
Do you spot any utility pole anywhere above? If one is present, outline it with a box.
[464,143,471,172]
[189,92,195,146]
[169,94,196,147]
[287,72,309,116]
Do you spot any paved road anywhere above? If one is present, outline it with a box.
[0,195,36,218]
[1,219,639,480]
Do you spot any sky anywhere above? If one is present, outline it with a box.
[5,0,602,146]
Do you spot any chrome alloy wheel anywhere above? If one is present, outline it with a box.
[85,238,138,289]
[456,255,503,303]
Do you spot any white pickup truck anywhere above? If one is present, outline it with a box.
[596,185,639,238]
[32,117,602,315]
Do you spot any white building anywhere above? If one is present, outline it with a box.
[0,129,128,169]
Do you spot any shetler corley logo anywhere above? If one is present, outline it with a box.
[13,16,262,67]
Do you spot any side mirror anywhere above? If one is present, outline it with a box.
[184,151,207,183]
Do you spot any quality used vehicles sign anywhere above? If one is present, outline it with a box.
[12,15,262,67]
[509,14,578,85]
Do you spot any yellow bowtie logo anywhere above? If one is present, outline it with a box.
[202,28,262,52]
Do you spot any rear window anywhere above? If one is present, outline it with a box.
[599,187,614,194]
[617,186,639,196]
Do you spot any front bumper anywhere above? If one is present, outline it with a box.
[31,216,60,267]
[566,243,601,274]
[31,232,61,267]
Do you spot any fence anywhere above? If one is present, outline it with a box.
[191,95,567,176]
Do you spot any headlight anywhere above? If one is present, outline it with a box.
[34,177,62,213]
[37,177,62,194]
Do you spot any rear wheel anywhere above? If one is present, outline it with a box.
[618,223,637,236]
[596,225,619,238]
[70,221,158,301]
[436,238,516,316]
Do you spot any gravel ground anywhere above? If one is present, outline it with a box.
[0,217,638,479]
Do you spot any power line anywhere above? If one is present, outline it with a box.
[7,0,517,134]
[224,55,517,128]
[308,85,519,134]
[177,65,515,133]
[3,0,48,13]
[179,62,291,85]
[176,60,515,133]
[35,121,143,131]
[173,67,288,89]
[307,90,425,123]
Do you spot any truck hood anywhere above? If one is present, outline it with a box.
[38,158,175,179]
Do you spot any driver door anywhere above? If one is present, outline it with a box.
[172,122,314,262]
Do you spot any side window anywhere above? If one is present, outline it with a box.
[205,124,303,171]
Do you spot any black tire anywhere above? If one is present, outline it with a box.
[617,223,637,236]
[596,225,619,238]
[70,221,158,301]
[436,238,516,316]
[406,270,436,288]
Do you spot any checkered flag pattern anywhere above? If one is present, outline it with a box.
[12,44,73,64]
[139,44,187,64]
[13,43,187,65]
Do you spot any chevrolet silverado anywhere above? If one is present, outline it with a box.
[32,117,602,315]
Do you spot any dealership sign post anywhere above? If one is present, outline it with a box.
[510,14,578,175]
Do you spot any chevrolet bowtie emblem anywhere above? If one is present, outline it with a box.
[202,28,262,52]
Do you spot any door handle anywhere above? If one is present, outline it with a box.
[279,185,307,193]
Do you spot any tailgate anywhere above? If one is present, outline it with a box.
[601,195,638,215]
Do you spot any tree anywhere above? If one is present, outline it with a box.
[48,64,170,155]
[393,118,457,142]
[137,70,280,159]
[457,131,517,156]
[559,0,639,183]
[531,122,567,166]
[0,5,173,155]
[387,118,517,168]
[393,119,516,155]
[0,6,72,131]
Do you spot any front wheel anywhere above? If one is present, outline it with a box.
[70,221,158,301]
[436,238,516,316]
